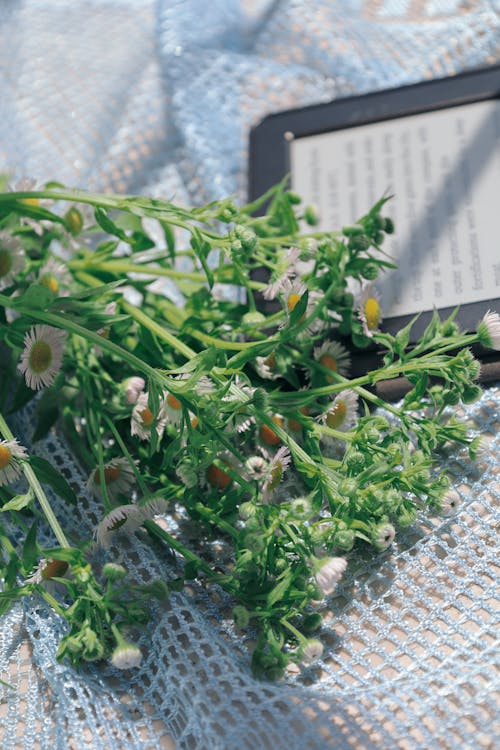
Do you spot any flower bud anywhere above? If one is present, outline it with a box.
[103,562,127,581]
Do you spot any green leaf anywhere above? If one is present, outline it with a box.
[266,568,293,607]
[22,521,39,572]
[1,490,34,513]
[94,206,129,241]
[29,456,77,505]
[15,284,54,310]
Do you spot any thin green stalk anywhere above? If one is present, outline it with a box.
[0,414,70,548]
[142,519,238,594]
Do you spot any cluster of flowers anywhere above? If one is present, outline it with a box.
[0,180,498,678]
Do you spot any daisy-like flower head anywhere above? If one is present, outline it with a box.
[0,438,28,486]
[262,247,300,301]
[131,392,167,442]
[280,277,308,320]
[18,324,66,391]
[111,641,143,670]
[357,283,383,338]
[437,489,461,517]
[320,389,359,434]
[372,521,396,551]
[123,376,146,404]
[314,556,347,597]
[139,497,169,519]
[262,446,291,498]
[163,389,184,427]
[313,340,351,381]
[255,353,282,381]
[477,310,500,351]
[38,256,72,296]
[176,460,199,488]
[86,457,136,501]
[0,231,26,290]
[94,504,143,549]
[25,558,70,591]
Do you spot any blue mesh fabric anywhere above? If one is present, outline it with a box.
[0,1,499,748]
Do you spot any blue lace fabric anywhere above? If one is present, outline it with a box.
[0,2,499,748]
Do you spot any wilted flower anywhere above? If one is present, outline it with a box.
[314,556,347,596]
[86,457,136,500]
[319,389,359,435]
[94,504,143,548]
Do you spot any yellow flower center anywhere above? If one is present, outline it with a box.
[0,445,12,470]
[28,341,52,373]
[41,559,69,580]
[167,393,182,410]
[206,463,231,490]
[140,407,154,427]
[40,274,59,294]
[264,352,276,370]
[287,293,302,312]
[326,401,347,429]
[260,416,284,446]
[94,466,121,484]
[319,353,338,383]
[109,516,127,531]
[0,248,12,278]
[21,197,39,206]
[364,298,381,331]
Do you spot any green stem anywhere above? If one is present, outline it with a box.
[120,299,196,359]
[0,414,70,548]
[142,519,238,594]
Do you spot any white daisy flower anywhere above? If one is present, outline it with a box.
[94,504,143,549]
[123,376,146,404]
[280,277,309,319]
[314,556,347,597]
[37,256,72,296]
[163,390,184,427]
[17,324,66,390]
[477,310,500,350]
[140,497,169,518]
[0,438,28,486]
[262,446,292,498]
[437,489,461,517]
[111,641,142,670]
[0,232,26,290]
[319,389,359,435]
[131,392,167,442]
[313,340,351,380]
[25,557,70,591]
[262,247,300,301]
[372,521,396,551]
[245,455,269,481]
[86,457,136,500]
[254,353,282,380]
[357,283,383,337]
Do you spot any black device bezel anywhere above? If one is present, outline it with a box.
[248,64,500,377]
